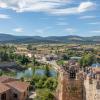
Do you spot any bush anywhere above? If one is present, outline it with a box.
[34,89,54,100]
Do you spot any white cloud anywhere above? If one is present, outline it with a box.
[90,30,100,33]
[0,14,10,19]
[46,1,96,15]
[79,15,96,19]
[0,1,7,8]
[13,28,23,33]
[0,0,69,12]
[78,2,95,13]
[0,0,96,15]
[65,28,76,33]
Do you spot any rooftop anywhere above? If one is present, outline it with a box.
[0,83,10,93]
[6,81,29,92]
[0,76,17,83]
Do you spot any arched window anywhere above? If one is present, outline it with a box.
[69,69,76,79]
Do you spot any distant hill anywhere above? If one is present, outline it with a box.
[0,33,100,44]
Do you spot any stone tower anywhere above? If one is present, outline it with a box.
[63,65,84,100]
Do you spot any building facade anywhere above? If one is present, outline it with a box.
[0,76,29,100]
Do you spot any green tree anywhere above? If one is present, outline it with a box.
[20,55,30,65]
[45,66,50,77]
[43,78,58,90]
[62,54,69,60]
[80,53,96,67]
[35,89,54,100]
[0,70,3,76]
[27,44,32,50]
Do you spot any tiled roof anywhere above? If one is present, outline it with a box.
[0,76,17,83]
[0,83,10,93]
[6,81,29,92]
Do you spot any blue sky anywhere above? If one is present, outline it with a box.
[0,0,100,37]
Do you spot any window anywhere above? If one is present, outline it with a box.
[1,93,6,100]
[70,70,76,79]
[13,93,18,98]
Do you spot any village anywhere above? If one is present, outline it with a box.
[0,43,100,100]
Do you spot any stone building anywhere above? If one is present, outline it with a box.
[63,65,84,100]
[57,62,84,100]
[84,63,100,100]
[0,76,29,100]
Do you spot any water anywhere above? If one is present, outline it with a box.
[35,69,45,76]
[16,68,57,79]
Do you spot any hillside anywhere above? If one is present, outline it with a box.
[0,33,100,44]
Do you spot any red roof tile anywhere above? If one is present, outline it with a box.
[6,81,29,92]
[0,83,10,93]
[0,76,17,83]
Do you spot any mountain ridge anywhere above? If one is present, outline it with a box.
[0,33,100,44]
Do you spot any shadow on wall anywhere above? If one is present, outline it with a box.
[83,84,86,100]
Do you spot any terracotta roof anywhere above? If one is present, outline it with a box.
[0,76,17,83]
[0,83,10,93]
[6,81,29,92]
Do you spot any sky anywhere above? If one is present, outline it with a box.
[0,0,100,37]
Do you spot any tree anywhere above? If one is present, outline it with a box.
[43,78,58,90]
[35,79,44,88]
[27,44,32,50]
[35,89,54,100]
[20,55,30,65]
[0,70,3,76]
[62,54,69,60]
[0,51,9,61]
[20,77,24,82]
[45,66,50,77]
[80,53,96,67]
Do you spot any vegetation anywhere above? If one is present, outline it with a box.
[79,53,96,67]
[0,43,100,100]
[30,75,58,90]
[35,89,55,100]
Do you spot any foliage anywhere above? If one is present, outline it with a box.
[0,70,3,76]
[45,66,50,77]
[62,54,69,60]
[79,53,96,67]
[27,44,33,50]
[43,77,58,90]
[31,75,58,90]
[34,89,54,100]
[57,60,65,66]
[19,55,30,65]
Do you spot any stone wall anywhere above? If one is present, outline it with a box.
[84,79,100,100]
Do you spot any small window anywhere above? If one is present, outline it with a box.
[13,93,18,98]
[69,70,76,79]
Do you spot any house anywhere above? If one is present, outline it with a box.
[45,54,58,61]
[0,76,30,100]
[0,83,10,100]
[15,51,33,58]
